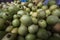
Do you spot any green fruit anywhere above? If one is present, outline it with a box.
[52,9,60,17]
[2,8,8,12]
[1,33,17,40]
[28,3,33,8]
[8,6,15,14]
[18,36,25,40]
[20,15,32,26]
[32,17,38,24]
[31,12,38,18]
[42,6,48,10]
[18,24,28,36]
[17,10,25,16]
[0,31,7,40]
[13,14,19,19]
[38,20,47,28]
[48,0,56,6]
[11,28,18,34]
[47,15,59,24]
[38,10,46,18]
[5,26,13,32]
[25,34,36,40]
[37,2,43,8]
[2,12,9,20]
[12,19,20,27]
[37,9,43,13]
[49,5,58,11]
[0,12,4,18]
[32,6,37,12]
[37,29,50,39]
[8,4,19,14]
[28,24,38,33]
[25,8,30,13]
[45,9,51,17]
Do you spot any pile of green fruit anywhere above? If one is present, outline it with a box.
[0,0,60,40]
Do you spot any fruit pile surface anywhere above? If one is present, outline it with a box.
[0,0,60,40]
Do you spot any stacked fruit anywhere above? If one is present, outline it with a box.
[0,0,60,40]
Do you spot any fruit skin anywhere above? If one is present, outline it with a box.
[38,10,46,19]
[0,31,7,40]
[18,24,28,36]
[20,15,32,26]
[31,12,38,18]
[18,36,25,40]
[11,28,18,34]
[49,5,58,11]
[52,9,60,17]
[32,6,37,12]
[46,15,59,24]
[25,34,36,40]
[48,0,56,6]
[13,14,19,19]
[38,20,47,28]
[28,3,33,8]
[25,8,30,13]
[28,24,38,33]
[5,26,13,32]
[2,12,9,20]
[1,33,17,40]
[37,29,51,40]
[12,19,20,27]
[45,9,51,17]
[17,10,25,16]
[41,6,48,10]
[37,2,43,8]
[8,5,19,14]
[32,17,38,24]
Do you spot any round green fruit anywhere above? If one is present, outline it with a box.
[20,15,32,26]
[46,15,59,24]
[5,26,13,32]
[2,12,9,20]
[17,10,25,16]
[25,34,36,40]
[25,8,30,13]
[37,2,43,8]
[49,5,58,11]
[38,10,46,18]
[37,29,50,39]
[12,19,20,27]
[45,9,51,17]
[18,25,28,36]
[48,0,56,6]
[28,3,33,8]
[28,24,38,33]
[32,6,37,12]
[32,17,38,24]
[52,9,60,17]
[38,20,47,28]
[41,6,48,10]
